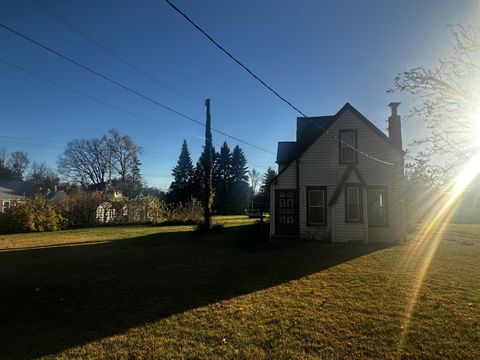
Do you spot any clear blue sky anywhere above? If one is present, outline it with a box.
[0,0,477,188]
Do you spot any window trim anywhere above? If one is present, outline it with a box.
[367,186,389,227]
[344,185,363,223]
[2,200,10,213]
[306,186,327,226]
[339,129,358,164]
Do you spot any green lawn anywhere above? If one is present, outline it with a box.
[0,216,478,359]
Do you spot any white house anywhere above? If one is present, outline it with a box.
[269,103,406,243]
[0,179,34,212]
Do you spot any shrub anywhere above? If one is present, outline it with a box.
[124,195,168,224]
[193,222,225,234]
[163,199,203,225]
[0,196,64,234]
[55,189,105,227]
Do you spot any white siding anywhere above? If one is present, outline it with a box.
[275,163,297,189]
[297,108,405,242]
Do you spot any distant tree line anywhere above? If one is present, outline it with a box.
[0,129,164,198]
[168,139,276,214]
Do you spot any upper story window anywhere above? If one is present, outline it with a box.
[339,130,358,164]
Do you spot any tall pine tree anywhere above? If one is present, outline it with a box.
[257,167,277,210]
[229,145,250,213]
[213,141,232,214]
[168,140,194,204]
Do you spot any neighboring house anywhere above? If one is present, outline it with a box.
[269,102,406,243]
[96,191,125,223]
[0,179,35,212]
[96,202,116,223]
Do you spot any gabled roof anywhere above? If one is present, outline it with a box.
[270,103,402,185]
[0,179,34,199]
[276,116,335,165]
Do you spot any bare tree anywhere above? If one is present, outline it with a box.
[105,129,142,183]
[58,138,110,187]
[7,151,30,179]
[27,162,59,193]
[390,24,480,182]
[249,168,261,194]
[57,130,143,192]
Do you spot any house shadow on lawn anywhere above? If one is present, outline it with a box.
[0,224,391,359]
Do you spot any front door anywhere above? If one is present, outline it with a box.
[275,189,298,236]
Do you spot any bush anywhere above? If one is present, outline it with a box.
[0,196,64,234]
[163,199,203,225]
[55,189,105,227]
[124,195,168,224]
[193,222,225,234]
[55,190,169,227]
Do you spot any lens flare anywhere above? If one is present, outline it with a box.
[396,149,480,357]
[451,151,480,200]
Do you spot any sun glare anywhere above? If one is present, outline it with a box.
[397,145,480,356]
[451,151,480,200]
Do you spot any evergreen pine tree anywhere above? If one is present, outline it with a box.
[191,145,217,201]
[168,140,194,203]
[213,141,232,213]
[257,167,277,210]
[229,145,250,213]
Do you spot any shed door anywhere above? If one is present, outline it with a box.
[275,189,298,236]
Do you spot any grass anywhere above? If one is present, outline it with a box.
[0,216,478,359]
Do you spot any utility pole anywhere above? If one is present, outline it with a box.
[203,98,213,230]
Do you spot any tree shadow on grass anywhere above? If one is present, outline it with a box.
[0,224,391,359]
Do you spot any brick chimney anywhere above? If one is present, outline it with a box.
[388,102,402,151]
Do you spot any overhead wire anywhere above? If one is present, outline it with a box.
[0,22,276,155]
[162,0,397,167]
[33,0,200,104]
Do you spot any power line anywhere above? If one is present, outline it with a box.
[0,57,212,150]
[33,0,199,104]
[162,0,397,167]
[0,22,276,155]
[0,57,170,130]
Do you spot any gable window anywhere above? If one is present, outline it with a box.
[339,130,358,163]
[368,188,388,226]
[345,186,362,223]
[307,186,327,225]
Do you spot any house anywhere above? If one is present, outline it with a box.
[0,179,35,212]
[269,102,406,243]
[95,191,125,223]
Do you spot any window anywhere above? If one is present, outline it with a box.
[307,187,327,225]
[339,130,358,163]
[368,188,388,226]
[345,186,362,222]
[2,201,10,212]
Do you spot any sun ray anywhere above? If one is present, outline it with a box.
[395,149,480,357]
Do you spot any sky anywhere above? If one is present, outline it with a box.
[0,0,478,188]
